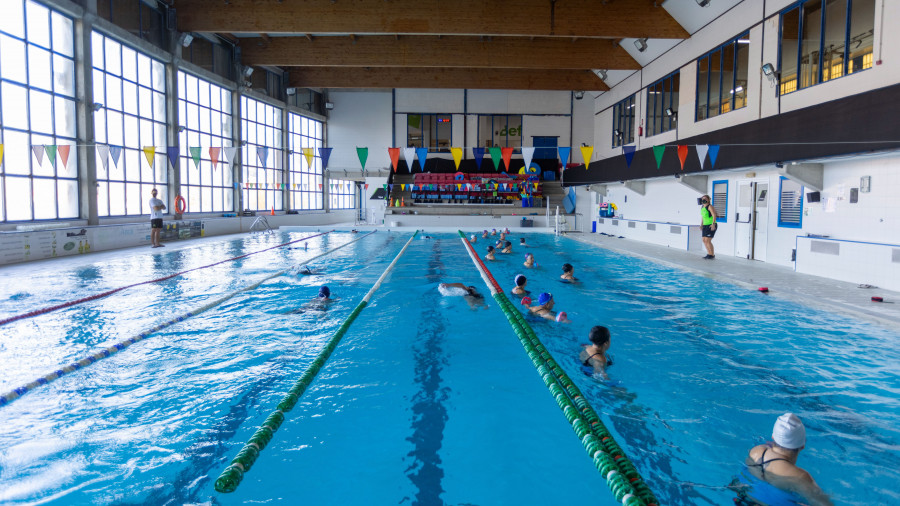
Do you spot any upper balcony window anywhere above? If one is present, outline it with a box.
[697,32,749,121]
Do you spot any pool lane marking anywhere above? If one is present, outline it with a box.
[0,231,377,409]
[213,230,420,494]
[455,230,659,506]
[0,231,332,328]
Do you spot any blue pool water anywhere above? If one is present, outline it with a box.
[1,231,899,505]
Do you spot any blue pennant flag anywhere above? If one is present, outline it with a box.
[416,147,429,172]
[318,147,333,169]
[166,146,180,169]
[623,145,636,168]
[473,147,485,169]
[558,146,571,167]
[708,145,720,169]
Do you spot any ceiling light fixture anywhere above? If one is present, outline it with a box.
[179,33,194,48]
[574,91,585,100]
[664,107,677,118]
[596,69,608,81]
[634,38,648,53]
[243,66,254,78]
[762,63,779,85]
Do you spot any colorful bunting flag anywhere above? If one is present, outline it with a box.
[488,147,502,171]
[109,145,122,169]
[32,145,44,166]
[501,147,514,171]
[708,145,720,169]
[166,146,179,169]
[96,144,110,173]
[300,147,313,168]
[388,147,400,172]
[580,146,593,169]
[0,144,3,166]
[473,147,486,169]
[695,144,709,170]
[45,145,57,167]
[257,146,268,166]
[357,147,368,171]
[142,146,156,168]
[416,147,428,172]
[623,145,636,168]
[652,145,666,169]
[677,145,689,170]
[450,147,463,169]
[319,147,332,169]
[522,147,535,173]
[558,147,571,168]
[224,147,238,166]
[403,147,416,172]
[210,147,221,170]
[189,147,202,168]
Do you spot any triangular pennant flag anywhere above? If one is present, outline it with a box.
[45,145,57,167]
[473,147,486,169]
[488,147,502,171]
[32,145,44,166]
[623,145,636,168]
[0,144,3,166]
[708,145,720,169]
[580,146,593,169]
[209,147,221,170]
[522,147,535,172]
[318,147,332,169]
[365,184,369,189]
[357,147,368,171]
[109,145,123,168]
[652,145,666,169]
[142,146,156,168]
[319,184,323,189]
[224,147,238,166]
[501,147,514,171]
[166,146,179,169]
[401,184,406,191]
[189,147,202,168]
[416,147,428,172]
[450,147,463,169]
[677,145,689,170]
[695,144,710,170]
[257,146,268,166]
[302,147,314,168]
[388,147,400,172]
[403,147,416,172]
[558,147,571,168]
[96,144,110,172]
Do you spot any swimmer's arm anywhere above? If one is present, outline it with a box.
[792,472,833,506]
[541,312,556,321]
[442,283,467,290]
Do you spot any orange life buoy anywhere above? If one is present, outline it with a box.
[174,195,186,214]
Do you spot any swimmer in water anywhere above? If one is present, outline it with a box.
[289,285,335,314]
[519,237,529,247]
[490,229,497,236]
[527,292,557,321]
[501,241,512,254]
[580,326,612,379]
[470,234,477,243]
[485,245,496,261]
[524,252,537,268]
[482,230,489,238]
[561,263,578,282]
[295,264,317,275]
[439,283,488,310]
[512,274,530,296]
[499,232,506,242]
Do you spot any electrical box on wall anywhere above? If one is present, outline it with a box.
[860,176,871,193]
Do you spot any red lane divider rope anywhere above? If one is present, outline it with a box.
[0,231,332,327]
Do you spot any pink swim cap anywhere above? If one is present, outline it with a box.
[556,311,568,322]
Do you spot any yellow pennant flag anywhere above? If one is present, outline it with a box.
[450,147,463,169]
[0,144,4,166]
[580,146,594,168]
[143,146,156,168]
[302,147,314,168]
[401,184,406,191]
[457,183,462,191]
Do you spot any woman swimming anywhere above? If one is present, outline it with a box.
[561,263,578,282]
[524,253,537,268]
[580,325,612,379]
[527,292,558,321]
[485,245,496,261]
[439,283,488,309]
[511,274,530,296]
[501,241,512,253]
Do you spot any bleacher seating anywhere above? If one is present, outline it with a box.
[403,172,543,205]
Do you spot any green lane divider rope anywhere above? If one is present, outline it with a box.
[456,231,659,506]
[0,231,376,409]
[214,230,419,494]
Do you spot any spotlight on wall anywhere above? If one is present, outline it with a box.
[634,38,648,53]
[596,69,608,81]
[762,63,779,84]
[324,102,335,110]
[695,0,711,6]
[286,87,297,96]
[179,33,194,48]
[242,66,255,78]
[92,102,103,112]
[665,107,677,118]
[613,129,623,139]
[574,91,585,100]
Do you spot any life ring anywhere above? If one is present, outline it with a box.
[174,195,186,214]
[454,171,465,180]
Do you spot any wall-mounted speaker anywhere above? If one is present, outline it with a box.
[806,191,821,203]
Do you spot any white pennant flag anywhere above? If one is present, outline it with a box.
[96,144,110,173]
[522,147,535,173]
[224,147,238,165]
[403,147,416,173]
[695,144,709,170]
[32,145,44,166]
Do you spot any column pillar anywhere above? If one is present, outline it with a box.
[166,31,182,218]
[75,2,98,224]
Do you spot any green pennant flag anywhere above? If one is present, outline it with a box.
[45,145,57,166]
[488,147,502,171]
[652,145,666,169]
[357,147,368,170]
[189,147,202,168]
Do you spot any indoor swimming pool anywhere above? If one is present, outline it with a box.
[1,230,898,505]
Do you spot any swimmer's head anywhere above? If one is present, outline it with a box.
[515,274,526,287]
[487,245,494,252]
[525,253,533,260]
[772,413,806,450]
[520,238,526,244]
[537,292,553,306]
[562,263,574,273]
[471,234,476,240]
[466,286,483,298]
[589,326,610,346]
[318,285,331,298]
[504,241,511,247]
[556,311,568,323]
[299,265,312,274]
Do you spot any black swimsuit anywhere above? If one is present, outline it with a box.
[747,446,790,479]
[582,352,613,367]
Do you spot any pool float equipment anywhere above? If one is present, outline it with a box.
[0,230,335,328]
[0,231,377,408]
[456,231,658,506]
[174,195,187,214]
[758,287,769,293]
[214,231,419,493]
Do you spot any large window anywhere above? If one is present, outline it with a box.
[328,179,355,210]
[712,180,728,223]
[92,31,167,217]
[0,0,78,222]
[407,114,451,151]
[241,96,283,212]
[696,32,749,121]
[288,112,323,210]
[182,36,235,82]
[478,115,522,149]
[778,177,803,228]
[178,71,233,213]
[611,94,635,148]
[646,72,679,137]
[96,0,164,50]
[779,0,875,95]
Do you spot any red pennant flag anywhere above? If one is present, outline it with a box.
[388,147,400,172]
[58,145,71,169]
[501,147,514,171]
[209,147,221,171]
[677,145,689,170]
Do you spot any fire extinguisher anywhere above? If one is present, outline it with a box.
[639,119,644,137]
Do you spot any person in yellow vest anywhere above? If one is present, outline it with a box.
[700,194,718,259]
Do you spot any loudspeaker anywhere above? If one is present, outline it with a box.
[806,191,821,203]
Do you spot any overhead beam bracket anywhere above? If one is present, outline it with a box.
[676,174,708,194]
[778,163,823,191]
[623,180,646,196]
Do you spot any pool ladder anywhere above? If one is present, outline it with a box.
[249,215,274,234]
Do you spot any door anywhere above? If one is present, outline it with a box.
[734,180,769,261]
[753,182,768,262]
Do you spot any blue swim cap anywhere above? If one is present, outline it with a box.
[318,285,330,298]
[538,292,553,305]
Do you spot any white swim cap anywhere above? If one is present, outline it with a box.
[772,413,806,450]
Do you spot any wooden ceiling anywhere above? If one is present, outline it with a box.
[175,0,690,91]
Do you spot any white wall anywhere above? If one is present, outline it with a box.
[328,91,393,171]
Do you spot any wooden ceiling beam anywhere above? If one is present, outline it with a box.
[241,36,639,70]
[287,67,610,91]
[177,0,688,39]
